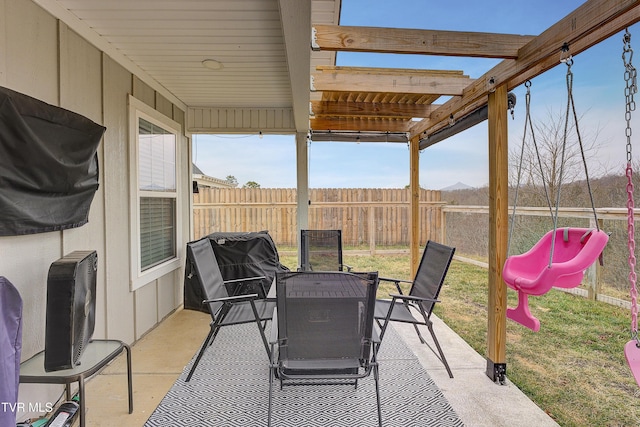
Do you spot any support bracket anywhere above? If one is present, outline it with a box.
[486,359,507,385]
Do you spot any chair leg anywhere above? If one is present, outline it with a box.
[185,325,219,382]
[268,362,274,427]
[427,322,454,378]
[377,300,396,352]
[413,323,427,345]
[249,301,272,359]
[373,363,382,427]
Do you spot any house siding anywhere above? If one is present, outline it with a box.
[0,0,190,418]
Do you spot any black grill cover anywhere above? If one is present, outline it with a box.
[0,87,105,235]
[184,231,289,313]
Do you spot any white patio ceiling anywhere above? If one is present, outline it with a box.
[33,0,340,132]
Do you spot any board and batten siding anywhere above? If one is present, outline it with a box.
[0,0,189,367]
[187,107,296,133]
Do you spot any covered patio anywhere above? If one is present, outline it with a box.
[82,308,558,426]
[2,0,640,425]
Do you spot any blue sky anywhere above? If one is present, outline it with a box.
[192,0,639,190]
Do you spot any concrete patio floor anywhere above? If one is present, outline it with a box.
[81,307,559,426]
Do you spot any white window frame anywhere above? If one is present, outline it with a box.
[128,95,183,291]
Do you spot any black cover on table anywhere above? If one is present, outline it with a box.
[184,231,288,313]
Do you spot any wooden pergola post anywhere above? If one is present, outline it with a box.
[486,84,508,383]
[410,135,420,276]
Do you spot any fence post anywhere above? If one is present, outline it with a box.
[369,206,376,255]
[440,206,447,245]
[586,218,604,300]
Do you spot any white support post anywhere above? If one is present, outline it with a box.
[296,131,309,261]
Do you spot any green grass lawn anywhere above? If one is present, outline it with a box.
[279,253,640,426]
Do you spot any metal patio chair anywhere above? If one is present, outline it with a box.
[375,240,456,378]
[184,238,276,382]
[299,229,351,271]
[268,271,382,427]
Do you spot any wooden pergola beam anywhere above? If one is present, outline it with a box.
[310,100,440,119]
[312,24,535,59]
[310,117,411,132]
[410,0,640,139]
[312,70,473,96]
[508,2,640,90]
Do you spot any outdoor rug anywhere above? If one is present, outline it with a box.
[144,322,464,427]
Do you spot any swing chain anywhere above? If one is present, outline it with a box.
[624,28,637,161]
[623,29,639,343]
[628,162,637,343]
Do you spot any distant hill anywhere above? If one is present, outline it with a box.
[440,173,634,208]
[440,182,474,191]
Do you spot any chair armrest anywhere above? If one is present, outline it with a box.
[389,294,440,304]
[379,277,412,294]
[202,294,260,304]
[379,277,413,284]
[222,275,266,284]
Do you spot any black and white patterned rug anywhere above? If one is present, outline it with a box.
[145,322,464,427]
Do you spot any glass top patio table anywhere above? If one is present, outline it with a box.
[20,339,133,427]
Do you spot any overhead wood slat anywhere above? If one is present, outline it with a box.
[318,91,440,106]
[311,70,473,96]
[315,65,465,77]
[310,117,412,132]
[312,24,535,59]
[310,100,440,118]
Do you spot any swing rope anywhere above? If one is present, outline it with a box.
[549,51,602,268]
[549,51,600,268]
[508,47,604,272]
[507,81,554,255]
[563,56,600,231]
[622,28,639,346]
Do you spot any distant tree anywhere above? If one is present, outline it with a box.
[243,181,260,188]
[225,175,238,187]
[509,108,610,208]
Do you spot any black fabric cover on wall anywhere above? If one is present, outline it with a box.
[0,87,105,236]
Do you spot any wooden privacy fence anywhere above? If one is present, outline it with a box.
[193,188,444,251]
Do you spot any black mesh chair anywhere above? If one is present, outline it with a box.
[268,271,381,427]
[299,229,351,271]
[185,238,276,382]
[375,240,456,378]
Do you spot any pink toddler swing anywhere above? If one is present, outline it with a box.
[502,54,608,332]
[503,227,608,331]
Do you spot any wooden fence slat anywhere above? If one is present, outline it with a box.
[192,187,444,247]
